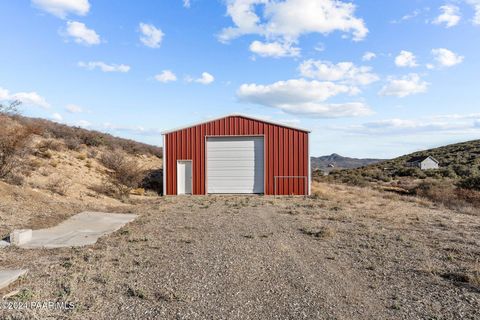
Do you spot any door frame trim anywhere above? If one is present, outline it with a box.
[204,135,265,195]
[176,159,193,195]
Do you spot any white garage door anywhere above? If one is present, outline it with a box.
[207,136,264,194]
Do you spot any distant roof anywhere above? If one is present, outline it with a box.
[406,155,439,164]
[161,113,311,134]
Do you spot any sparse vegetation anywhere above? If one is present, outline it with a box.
[317,140,480,211]
[17,116,162,157]
[299,226,335,239]
[126,286,147,299]
[99,149,145,198]
[0,108,162,202]
[45,176,72,196]
[458,176,480,191]
[0,111,34,180]
[9,288,34,302]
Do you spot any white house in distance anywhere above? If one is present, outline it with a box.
[406,156,440,170]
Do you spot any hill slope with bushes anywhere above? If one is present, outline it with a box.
[311,153,384,171]
[323,139,480,183]
[0,107,163,206]
[316,140,480,212]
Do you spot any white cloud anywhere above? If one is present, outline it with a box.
[249,40,300,58]
[78,61,130,73]
[394,50,418,67]
[379,73,428,98]
[0,88,9,100]
[51,113,63,121]
[431,48,464,67]
[299,60,379,86]
[76,120,91,128]
[32,0,90,18]
[0,87,50,109]
[155,70,177,83]
[338,114,480,135]
[13,92,50,108]
[466,0,480,25]
[65,104,84,113]
[183,0,191,8]
[103,122,163,136]
[433,5,461,28]
[237,78,372,118]
[65,21,100,45]
[362,51,376,61]
[391,9,421,23]
[219,0,368,48]
[139,23,164,48]
[189,72,215,85]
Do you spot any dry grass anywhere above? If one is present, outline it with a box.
[299,225,335,239]
[45,176,72,196]
[412,179,480,213]
[0,182,479,319]
[99,150,145,198]
[0,115,34,179]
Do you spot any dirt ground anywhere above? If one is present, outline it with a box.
[0,182,479,319]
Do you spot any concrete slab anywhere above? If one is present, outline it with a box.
[19,212,137,249]
[0,270,27,290]
[0,240,10,248]
[10,229,32,246]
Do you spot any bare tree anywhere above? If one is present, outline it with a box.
[0,100,21,115]
[99,149,144,198]
[0,101,32,180]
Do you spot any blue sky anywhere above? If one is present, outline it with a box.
[1,0,480,158]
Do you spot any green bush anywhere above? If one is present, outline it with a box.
[426,167,457,179]
[452,164,475,178]
[457,176,480,191]
[394,167,426,179]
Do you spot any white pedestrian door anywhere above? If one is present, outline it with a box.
[177,161,192,195]
[207,136,264,194]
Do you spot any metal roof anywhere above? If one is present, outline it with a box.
[161,113,311,134]
[406,155,439,164]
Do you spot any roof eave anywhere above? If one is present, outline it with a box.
[161,113,311,134]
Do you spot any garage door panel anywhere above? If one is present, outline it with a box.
[208,160,259,167]
[207,152,260,159]
[207,136,264,194]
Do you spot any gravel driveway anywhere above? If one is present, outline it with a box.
[1,185,479,319]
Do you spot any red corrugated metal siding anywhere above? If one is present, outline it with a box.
[164,115,308,195]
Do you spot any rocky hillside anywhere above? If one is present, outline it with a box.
[0,112,163,208]
[311,153,383,172]
[324,139,480,182]
[316,140,480,212]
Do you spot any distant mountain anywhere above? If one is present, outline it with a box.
[321,139,480,184]
[311,153,384,171]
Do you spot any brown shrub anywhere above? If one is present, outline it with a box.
[99,150,144,198]
[299,226,335,239]
[76,153,87,160]
[64,137,83,151]
[5,174,25,186]
[89,181,118,198]
[45,176,72,196]
[18,117,162,156]
[37,139,64,152]
[412,179,480,211]
[0,115,34,179]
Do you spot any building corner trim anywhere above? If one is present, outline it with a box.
[163,135,167,196]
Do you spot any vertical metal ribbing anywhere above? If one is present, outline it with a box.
[165,115,309,195]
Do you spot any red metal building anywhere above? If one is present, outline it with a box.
[162,114,311,196]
